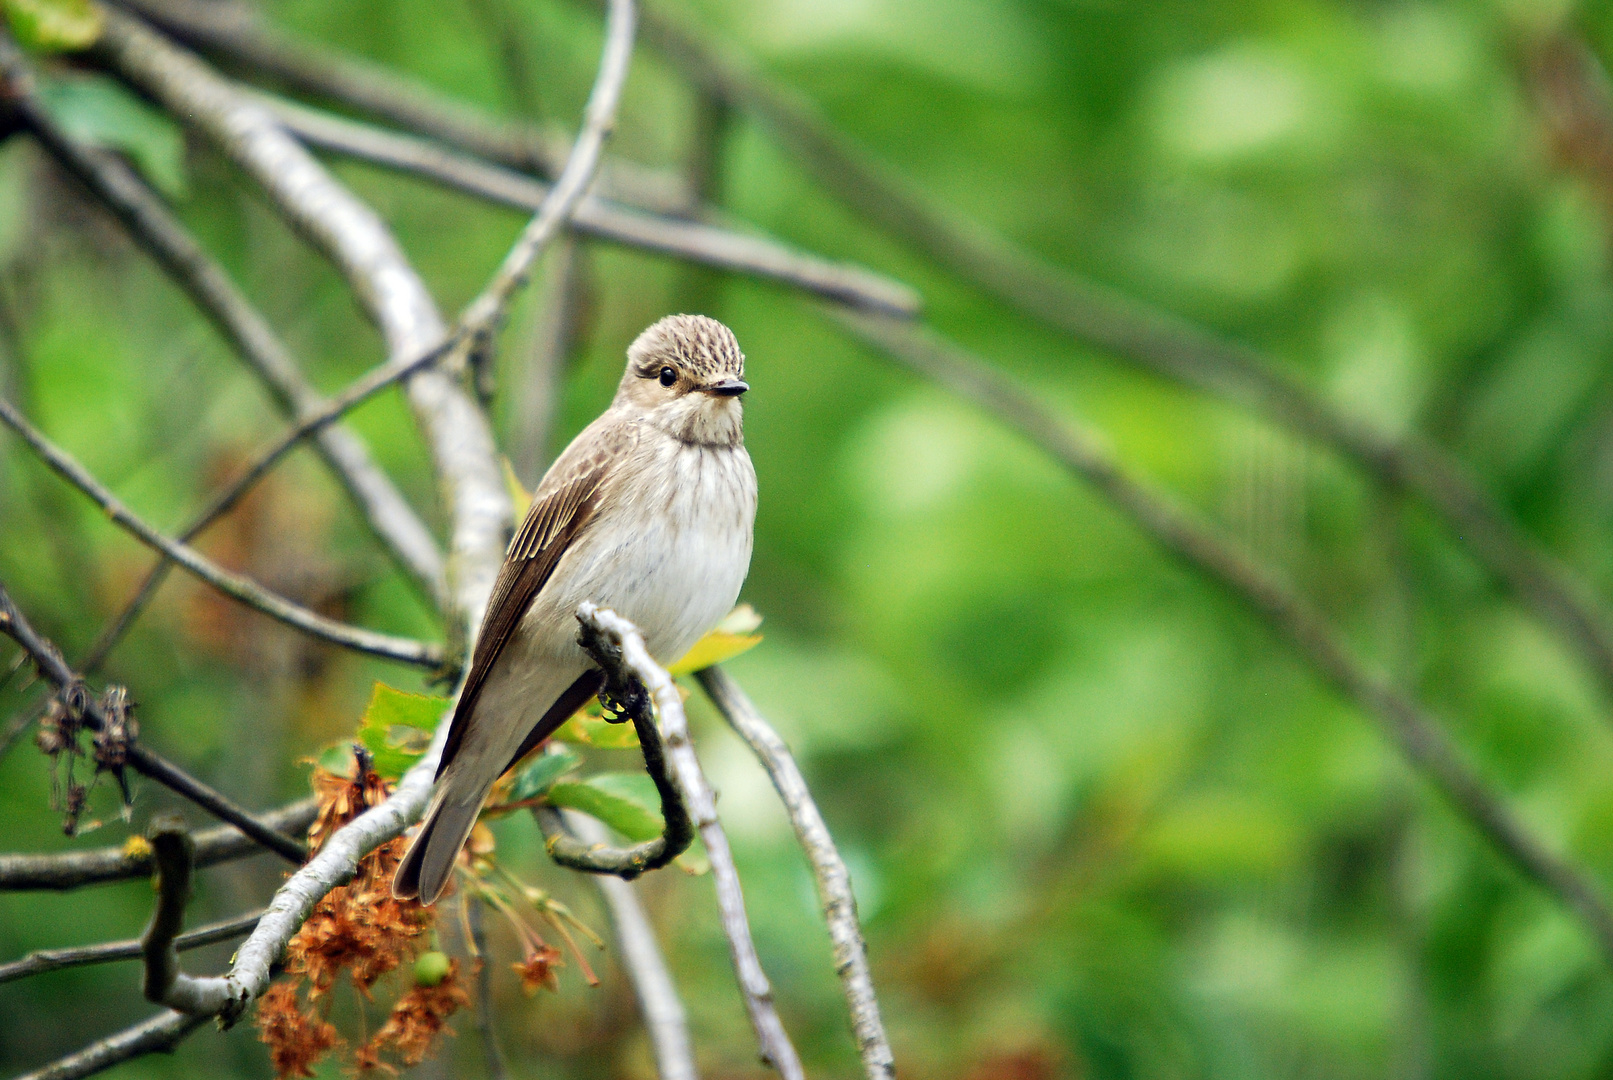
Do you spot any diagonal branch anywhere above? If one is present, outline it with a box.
[576,603,805,1080]
[263,94,920,316]
[696,665,894,1080]
[0,31,446,608]
[0,397,444,670]
[837,308,1613,967]
[638,3,1613,717]
[12,1010,207,1080]
[0,909,262,985]
[0,582,310,864]
[0,799,316,891]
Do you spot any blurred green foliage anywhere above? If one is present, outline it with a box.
[6,1,1613,1079]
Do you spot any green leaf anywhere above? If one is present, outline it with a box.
[3,0,102,52]
[35,74,187,198]
[506,747,582,803]
[554,703,640,748]
[547,773,662,841]
[316,743,356,776]
[358,683,451,781]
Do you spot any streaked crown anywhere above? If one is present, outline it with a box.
[627,314,744,380]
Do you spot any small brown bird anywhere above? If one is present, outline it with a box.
[394,314,756,903]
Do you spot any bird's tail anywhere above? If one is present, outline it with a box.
[392,780,493,904]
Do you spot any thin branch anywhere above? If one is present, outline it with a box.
[0,799,316,891]
[454,0,636,379]
[837,308,1613,968]
[0,582,310,864]
[568,811,698,1080]
[12,1010,207,1080]
[0,397,444,670]
[636,3,1613,718]
[696,665,894,1080]
[466,899,510,1080]
[105,0,691,213]
[0,909,262,985]
[530,703,693,878]
[0,32,447,608]
[576,603,805,1080]
[95,8,512,641]
[262,94,921,316]
[511,236,583,482]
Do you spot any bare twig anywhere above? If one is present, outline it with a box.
[0,32,447,608]
[105,0,690,212]
[12,1010,207,1080]
[511,237,584,481]
[696,665,894,1080]
[569,811,698,1080]
[263,95,921,316]
[0,909,262,985]
[466,899,510,1080]
[96,8,511,641]
[0,582,310,863]
[0,397,444,670]
[838,309,1613,967]
[530,702,693,878]
[637,3,1613,716]
[0,799,316,891]
[576,603,805,1080]
[454,0,636,382]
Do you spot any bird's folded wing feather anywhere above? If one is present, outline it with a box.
[436,419,636,778]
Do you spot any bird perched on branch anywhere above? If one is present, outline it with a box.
[395,314,756,903]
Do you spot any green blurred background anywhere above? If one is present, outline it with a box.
[8,0,1613,1077]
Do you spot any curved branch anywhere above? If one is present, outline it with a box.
[140,819,233,1013]
[0,398,444,670]
[0,799,316,891]
[838,308,1613,967]
[530,704,693,877]
[576,603,805,1080]
[696,665,894,1080]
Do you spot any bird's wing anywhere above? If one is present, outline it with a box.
[435,418,637,778]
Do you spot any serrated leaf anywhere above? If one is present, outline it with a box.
[36,74,186,198]
[502,456,532,518]
[3,0,102,52]
[547,773,662,841]
[358,682,451,781]
[506,747,582,803]
[667,604,763,675]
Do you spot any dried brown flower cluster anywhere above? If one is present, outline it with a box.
[257,753,462,1078]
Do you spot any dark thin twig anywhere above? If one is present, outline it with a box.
[696,665,894,1080]
[530,704,693,878]
[12,1010,207,1080]
[837,308,1613,968]
[140,819,221,1012]
[466,899,510,1080]
[568,811,698,1080]
[0,909,263,985]
[0,397,443,670]
[0,799,316,891]
[635,1,1613,717]
[577,603,805,1080]
[0,582,310,864]
[261,94,921,316]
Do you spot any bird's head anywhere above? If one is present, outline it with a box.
[614,314,748,446]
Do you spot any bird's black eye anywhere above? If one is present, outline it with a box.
[658,366,677,387]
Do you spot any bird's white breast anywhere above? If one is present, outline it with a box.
[522,434,757,667]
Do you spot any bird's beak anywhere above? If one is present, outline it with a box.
[704,378,749,397]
